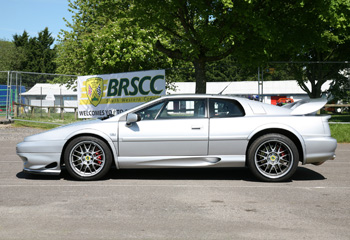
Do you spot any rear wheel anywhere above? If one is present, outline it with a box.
[247,134,299,182]
[64,136,112,180]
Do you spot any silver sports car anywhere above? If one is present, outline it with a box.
[16,94,337,182]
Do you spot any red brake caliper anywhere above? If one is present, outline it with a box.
[279,147,285,165]
[96,151,102,165]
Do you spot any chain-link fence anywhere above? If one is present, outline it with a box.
[166,61,350,105]
[0,71,77,123]
[268,62,350,102]
[165,64,261,99]
[1,62,349,124]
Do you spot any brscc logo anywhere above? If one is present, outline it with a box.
[86,77,103,107]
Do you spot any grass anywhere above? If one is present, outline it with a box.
[329,124,350,143]
[13,113,82,130]
[13,120,65,130]
[328,114,350,143]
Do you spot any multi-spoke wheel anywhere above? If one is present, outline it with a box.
[247,134,299,182]
[64,137,112,180]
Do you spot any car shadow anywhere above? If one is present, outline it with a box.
[107,166,326,182]
[16,169,74,181]
[108,167,255,181]
[16,166,325,182]
[291,167,326,181]
[16,167,253,181]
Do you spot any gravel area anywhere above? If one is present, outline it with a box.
[1,122,349,240]
[0,124,45,141]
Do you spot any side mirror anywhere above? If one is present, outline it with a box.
[126,113,141,126]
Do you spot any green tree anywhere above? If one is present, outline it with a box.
[263,0,350,98]
[206,55,265,82]
[133,0,350,95]
[327,66,350,102]
[0,40,22,72]
[132,0,269,93]
[12,28,56,74]
[57,0,350,97]
[56,0,173,80]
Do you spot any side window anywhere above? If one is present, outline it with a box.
[157,99,206,119]
[135,102,164,120]
[209,99,245,118]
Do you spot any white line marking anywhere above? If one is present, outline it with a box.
[0,161,22,163]
[0,184,349,189]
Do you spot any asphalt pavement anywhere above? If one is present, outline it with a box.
[0,126,349,240]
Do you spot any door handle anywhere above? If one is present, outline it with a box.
[191,125,202,130]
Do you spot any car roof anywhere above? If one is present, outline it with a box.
[160,94,246,101]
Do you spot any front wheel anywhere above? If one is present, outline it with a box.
[64,136,113,180]
[247,134,299,182]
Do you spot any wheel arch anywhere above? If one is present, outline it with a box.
[246,128,305,166]
[60,131,118,169]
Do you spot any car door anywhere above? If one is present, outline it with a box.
[208,98,249,159]
[117,98,209,168]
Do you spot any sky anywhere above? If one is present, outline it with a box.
[0,0,72,44]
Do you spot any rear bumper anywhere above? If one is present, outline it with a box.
[303,136,337,165]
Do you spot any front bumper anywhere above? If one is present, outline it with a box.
[16,140,64,175]
[18,152,62,175]
[23,167,61,175]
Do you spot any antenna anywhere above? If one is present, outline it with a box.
[218,81,233,95]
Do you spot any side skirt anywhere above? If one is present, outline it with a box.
[117,155,246,169]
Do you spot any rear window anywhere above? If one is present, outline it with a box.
[209,99,245,118]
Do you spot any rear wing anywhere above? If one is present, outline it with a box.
[282,98,327,115]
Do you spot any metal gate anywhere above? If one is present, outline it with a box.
[0,86,13,118]
[0,71,26,120]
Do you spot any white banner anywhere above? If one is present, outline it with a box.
[77,70,165,118]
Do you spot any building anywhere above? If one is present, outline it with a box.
[20,83,77,112]
[167,80,332,104]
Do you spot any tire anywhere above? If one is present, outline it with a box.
[247,134,299,182]
[64,136,113,180]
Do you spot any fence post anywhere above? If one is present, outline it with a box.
[6,71,10,120]
[257,67,260,102]
[15,87,18,117]
[15,72,18,116]
[14,104,17,117]
[40,87,42,118]
[9,88,13,118]
[61,108,64,120]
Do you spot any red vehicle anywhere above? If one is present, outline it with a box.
[276,98,294,106]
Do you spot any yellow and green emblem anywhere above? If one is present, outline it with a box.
[86,77,104,107]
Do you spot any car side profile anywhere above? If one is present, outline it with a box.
[16,94,337,182]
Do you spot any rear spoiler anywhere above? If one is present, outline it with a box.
[282,98,327,115]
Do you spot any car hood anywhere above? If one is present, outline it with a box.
[282,98,327,115]
[23,119,106,141]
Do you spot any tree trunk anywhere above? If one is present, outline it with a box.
[298,78,323,99]
[310,82,323,98]
[193,59,207,94]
